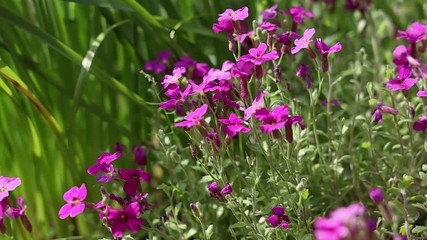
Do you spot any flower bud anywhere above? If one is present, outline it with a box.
[369,187,384,204]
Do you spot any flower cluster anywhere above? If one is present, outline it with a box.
[267,205,291,229]
[58,145,151,238]
[379,22,427,131]
[0,176,32,233]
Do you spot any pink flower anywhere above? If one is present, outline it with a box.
[4,197,32,232]
[296,64,312,88]
[259,22,277,34]
[244,92,267,120]
[162,67,186,88]
[144,50,170,74]
[106,202,143,238]
[417,90,427,97]
[385,66,418,91]
[175,104,209,128]
[314,38,342,55]
[58,184,87,219]
[240,43,279,65]
[208,182,232,202]
[0,177,21,201]
[291,28,316,55]
[282,6,313,24]
[118,169,151,197]
[87,152,121,183]
[372,103,398,123]
[218,6,249,22]
[314,203,375,240]
[397,22,427,43]
[261,4,278,21]
[219,113,250,137]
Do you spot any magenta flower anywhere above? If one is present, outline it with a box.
[314,203,376,240]
[282,6,313,24]
[413,114,427,132]
[392,45,410,66]
[372,103,398,123]
[240,43,279,65]
[133,146,147,166]
[162,67,186,88]
[219,113,250,137]
[218,6,249,22]
[58,184,87,219]
[417,90,427,97]
[231,60,254,99]
[397,22,427,44]
[144,50,170,74]
[87,152,121,183]
[106,202,143,238]
[296,64,312,88]
[118,169,151,196]
[314,38,342,72]
[291,28,316,55]
[267,205,291,229]
[244,91,267,120]
[385,66,418,91]
[369,187,384,204]
[0,177,21,201]
[175,104,208,128]
[259,22,277,34]
[160,84,192,111]
[261,4,278,21]
[4,197,32,232]
[208,182,232,202]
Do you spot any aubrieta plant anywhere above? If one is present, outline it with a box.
[136,2,427,240]
[50,2,426,240]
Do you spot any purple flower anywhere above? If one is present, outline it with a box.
[133,146,147,166]
[160,84,192,111]
[218,6,249,22]
[282,6,313,24]
[0,177,21,202]
[87,152,121,182]
[314,203,375,240]
[4,197,32,232]
[244,92,267,120]
[314,38,342,72]
[268,205,290,229]
[175,104,208,128]
[219,113,250,137]
[277,32,299,46]
[240,43,279,65]
[259,22,277,34]
[261,4,278,21]
[392,45,410,66]
[291,28,316,55]
[385,65,418,91]
[296,64,312,88]
[58,184,87,219]
[372,103,398,123]
[144,50,170,74]
[118,169,151,197]
[208,182,232,201]
[106,202,143,238]
[162,67,186,88]
[397,22,427,43]
[255,105,305,142]
[231,60,255,99]
[413,114,427,131]
[369,187,384,204]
